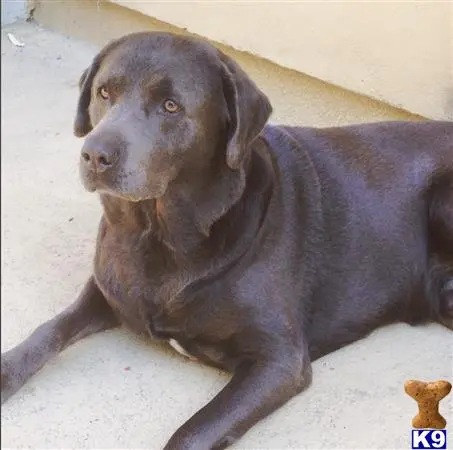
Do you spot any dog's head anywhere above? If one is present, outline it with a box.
[74,32,272,202]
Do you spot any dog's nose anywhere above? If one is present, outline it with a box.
[81,144,117,173]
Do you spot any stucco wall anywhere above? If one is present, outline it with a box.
[32,0,422,128]
[111,0,453,121]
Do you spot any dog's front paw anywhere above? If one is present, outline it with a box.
[1,355,22,404]
[164,430,205,450]
[164,428,234,450]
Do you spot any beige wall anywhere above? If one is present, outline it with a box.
[32,0,423,128]
[112,0,453,121]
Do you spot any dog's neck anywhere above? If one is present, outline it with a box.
[99,140,274,258]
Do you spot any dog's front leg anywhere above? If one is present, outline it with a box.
[1,276,119,404]
[165,352,312,450]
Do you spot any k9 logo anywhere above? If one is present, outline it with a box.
[412,430,447,449]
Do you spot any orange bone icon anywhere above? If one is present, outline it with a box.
[404,380,452,429]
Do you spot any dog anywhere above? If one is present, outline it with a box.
[1,31,452,450]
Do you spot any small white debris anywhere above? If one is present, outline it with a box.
[169,338,197,360]
[7,33,24,47]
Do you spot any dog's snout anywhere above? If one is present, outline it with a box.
[81,148,113,172]
[81,138,119,173]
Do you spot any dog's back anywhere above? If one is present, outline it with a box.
[263,121,453,358]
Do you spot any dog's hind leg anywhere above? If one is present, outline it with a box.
[428,172,453,330]
[1,276,119,403]
[439,280,453,330]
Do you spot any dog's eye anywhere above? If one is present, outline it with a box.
[163,99,180,113]
[98,86,110,100]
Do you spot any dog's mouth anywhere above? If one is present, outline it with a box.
[82,180,153,203]
[79,152,177,202]
[79,167,100,193]
[79,170,168,203]
[97,188,151,202]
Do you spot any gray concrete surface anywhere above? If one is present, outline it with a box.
[1,22,452,450]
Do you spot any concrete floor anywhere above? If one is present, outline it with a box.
[1,22,452,450]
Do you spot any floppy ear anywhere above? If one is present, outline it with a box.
[220,52,272,170]
[73,36,129,138]
[73,59,101,138]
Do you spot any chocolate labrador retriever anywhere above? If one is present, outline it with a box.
[2,31,452,449]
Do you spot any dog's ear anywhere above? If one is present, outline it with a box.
[73,58,101,138]
[78,68,89,89]
[220,52,272,170]
[73,35,128,137]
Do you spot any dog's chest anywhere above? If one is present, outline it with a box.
[94,234,235,368]
[96,262,230,367]
[93,225,247,370]
[94,232,189,334]
[95,262,188,339]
